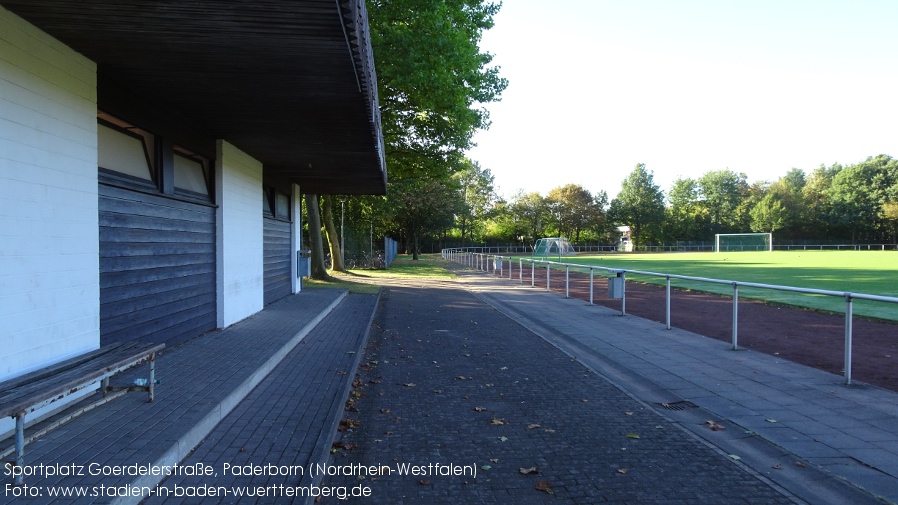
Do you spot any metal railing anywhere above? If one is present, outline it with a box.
[442,248,898,386]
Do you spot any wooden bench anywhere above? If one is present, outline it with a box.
[0,340,164,484]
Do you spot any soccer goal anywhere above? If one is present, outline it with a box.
[715,233,773,252]
[532,237,576,260]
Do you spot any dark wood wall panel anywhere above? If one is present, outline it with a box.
[99,183,216,345]
[263,218,292,305]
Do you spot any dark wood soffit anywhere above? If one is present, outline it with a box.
[1,0,386,194]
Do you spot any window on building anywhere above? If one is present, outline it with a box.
[97,123,154,182]
[276,191,290,220]
[174,152,210,196]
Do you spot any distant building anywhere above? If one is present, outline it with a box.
[616,226,633,252]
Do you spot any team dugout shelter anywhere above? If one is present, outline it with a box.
[0,1,386,399]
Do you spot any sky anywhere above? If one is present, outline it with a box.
[466,0,898,200]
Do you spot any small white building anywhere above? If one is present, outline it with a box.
[616,226,633,252]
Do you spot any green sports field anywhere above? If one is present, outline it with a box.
[561,251,898,322]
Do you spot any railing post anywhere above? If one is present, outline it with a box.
[565,265,570,298]
[732,283,739,350]
[519,258,523,283]
[531,260,535,287]
[666,276,671,330]
[589,268,594,305]
[620,272,626,316]
[845,294,853,385]
[546,263,551,291]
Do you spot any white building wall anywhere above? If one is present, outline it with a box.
[215,140,264,327]
[0,6,100,381]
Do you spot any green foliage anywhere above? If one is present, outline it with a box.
[825,155,898,242]
[749,192,787,233]
[370,0,508,181]
[665,177,707,241]
[453,160,497,245]
[545,184,605,243]
[390,178,461,258]
[511,191,549,243]
[698,169,749,233]
[609,164,666,249]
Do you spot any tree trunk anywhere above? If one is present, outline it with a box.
[321,195,344,271]
[304,194,329,280]
[412,231,420,260]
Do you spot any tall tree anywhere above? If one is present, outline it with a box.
[665,177,706,242]
[391,178,460,259]
[802,163,840,239]
[510,191,548,244]
[826,155,897,243]
[698,169,748,234]
[750,192,787,233]
[609,164,666,249]
[368,0,507,259]
[454,160,496,246]
[321,195,345,272]
[304,194,329,280]
[545,184,597,242]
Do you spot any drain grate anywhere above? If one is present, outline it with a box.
[660,400,697,411]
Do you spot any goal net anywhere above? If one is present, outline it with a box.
[532,237,576,259]
[715,233,773,252]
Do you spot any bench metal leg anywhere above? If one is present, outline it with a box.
[14,413,24,485]
[148,353,156,403]
[102,377,110,397]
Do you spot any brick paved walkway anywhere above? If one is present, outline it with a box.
[320,282,803,504]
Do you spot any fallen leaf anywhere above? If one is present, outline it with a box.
[729,454,741,461]
[766,418,778,423]
[626,433,640,439]
[617,468,629,475]
[418,479,430,485]
[491,418,507,426]
[455,376,467,380]
[519,467,539,475]
[795,461,806,468]
[581,399,589,403]
[544,429,555,433]
[485,383,494,387]
[500,366,508,370]
[339,419,360,431]
[433,389,442,394]
[705,420,725,431]
[474,407,488,412]
[527,424,541,430]
[489,458,499,463]
[404,383,416,387]
[772,464,782,470]
[380,408,391,414]
[625,412,633,416]
[481,465,491,471]
[534,481,553,494]
[498,436,508,442]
